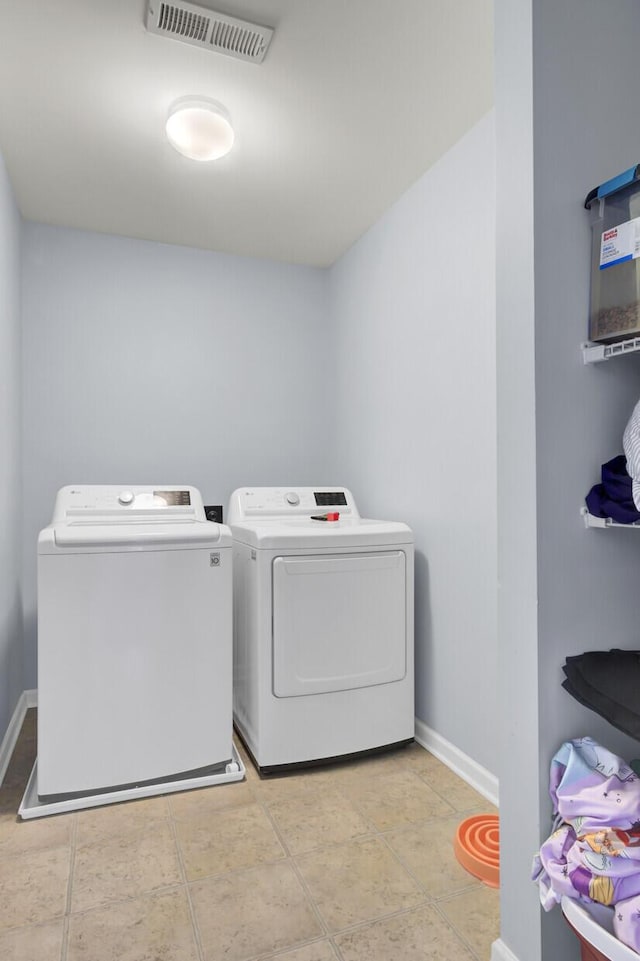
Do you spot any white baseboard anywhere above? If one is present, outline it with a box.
[414,717,499,807]
[0,689,37,785]
[491,939,520,961]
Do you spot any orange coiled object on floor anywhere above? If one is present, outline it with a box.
[454,814,500,888]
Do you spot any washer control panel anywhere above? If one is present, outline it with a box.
[51,486,203,523]
[228,487,358,522]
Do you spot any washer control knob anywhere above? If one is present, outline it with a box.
[118,490,135,505]
[285,491,300,506]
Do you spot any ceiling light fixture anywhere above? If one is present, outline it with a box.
[165,97,234,162]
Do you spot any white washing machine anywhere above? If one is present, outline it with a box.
[35,485,237,807]
[228,487,414,774]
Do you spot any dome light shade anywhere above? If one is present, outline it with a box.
[166,98,234,161]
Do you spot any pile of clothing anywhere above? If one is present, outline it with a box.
[586,397,640,523]
[586,455,640,523]
[533,737,640,954]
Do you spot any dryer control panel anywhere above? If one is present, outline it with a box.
[227,487,359,522]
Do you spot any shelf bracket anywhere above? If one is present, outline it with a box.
[582,337,640,364]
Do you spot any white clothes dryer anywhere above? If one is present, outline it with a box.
[36,485,235,803]
[228,487,414,775]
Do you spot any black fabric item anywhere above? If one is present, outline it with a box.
[562,673,640,741]
[562,650,640,740]
[585,455,640,524]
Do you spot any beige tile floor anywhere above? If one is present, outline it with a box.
[0,710,499,961]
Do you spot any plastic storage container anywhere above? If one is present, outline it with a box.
[562,896,639,961]
[585,165,640,343]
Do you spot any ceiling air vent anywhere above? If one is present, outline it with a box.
[145,1,274,64]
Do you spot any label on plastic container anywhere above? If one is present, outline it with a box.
[600,217,640,269]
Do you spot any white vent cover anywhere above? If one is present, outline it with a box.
[145,1,274,64]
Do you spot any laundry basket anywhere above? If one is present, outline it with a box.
[562,896,639,961]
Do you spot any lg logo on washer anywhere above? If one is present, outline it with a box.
[210,553,221,567]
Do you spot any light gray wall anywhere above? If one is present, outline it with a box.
[21,224,333,688]
[0,151,22,738]
[329,114,498,774]
[496,2,640,960]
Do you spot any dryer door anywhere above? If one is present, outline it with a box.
[272,550,407,697]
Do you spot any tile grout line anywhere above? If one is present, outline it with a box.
[376,829,435,896]
[252,766,384,843]
[412,766,493,813]
[329,938,345,961]
[60,813,78,961]
[325,898,435,941]
[376,824,483,902]
[326,764,463,833]
[255,789,332,942]
[51,879,190,923]
[268,780,423,884]
[287,834,435,948]
[374,808,490,840]
[430,880,485,901]
[329,782,385,837]
[295,938,345,961]
[430,896,489,961]
[241,934,338,961]
[60,916,70,961]
[167,808,207,961]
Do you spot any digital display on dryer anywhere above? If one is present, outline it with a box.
[314,492,347,506]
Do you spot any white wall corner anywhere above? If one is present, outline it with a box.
[0,689,36,784]
[491,938,521,961]
[414,717,499,807]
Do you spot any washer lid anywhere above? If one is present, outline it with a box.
[39,523,232,553]
[230,516,413,550]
